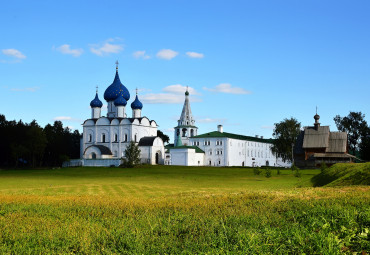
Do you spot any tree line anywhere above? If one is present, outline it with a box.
[0,114,81,168]
[272,111,370,162]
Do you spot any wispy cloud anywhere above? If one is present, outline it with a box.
[133,50,150,59]
[11,86,40,92]
[90,39,123,56]
[56,44,83,57]
[2,49,26,59]
[156,49,178,60]
[162,84,200,95]
[203,83,251,94]
[197,118,227,124]
[186,51,204,58]
[53,116,83,122]
[141,85,201,104]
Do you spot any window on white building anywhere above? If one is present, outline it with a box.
[102,134,106,143]
[88,134,92,142]
[114,134,118,142]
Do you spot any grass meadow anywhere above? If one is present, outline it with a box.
[0,165,369,254]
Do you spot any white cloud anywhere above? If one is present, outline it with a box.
[162,84,200,95]
[56,44,83,57]
[2,49,26,59]
[203,83,251,94]
[140,85,201,104]
[53,116,83,122]
[54,116,72,121]
[133,50,150,59]
[156,49,178,60]
[90,39,123,56]
[186,51,204,58]
[197,118,227,123]
[11,86,40,92]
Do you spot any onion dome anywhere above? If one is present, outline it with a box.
[131,94,143,110]
[90,93,103,108]
[104,65,130,102]
[114,94,127,106]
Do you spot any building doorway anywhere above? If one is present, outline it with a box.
[91,152,96,159]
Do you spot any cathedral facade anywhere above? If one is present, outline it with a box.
[80,64,164,166]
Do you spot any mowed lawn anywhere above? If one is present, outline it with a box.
[0,166,316,198]
[0,166,369,254]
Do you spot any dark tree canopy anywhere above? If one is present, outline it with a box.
[334,112,369,154]
[0,114,81,168]
[272,117,301,162]
[157,130,170,144]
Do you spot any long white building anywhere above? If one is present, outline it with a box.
[166,90,290,167]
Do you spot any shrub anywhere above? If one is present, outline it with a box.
[265,168,272,178]
[277,168,281,175]
[320,161,328,173]
[253,168,262,175]
[291,164,300,171]
[294,169,301,178]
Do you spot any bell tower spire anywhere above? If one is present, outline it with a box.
[174,87,198,146]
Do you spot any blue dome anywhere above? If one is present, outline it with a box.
[131,95,143,110]
[90,93,103,108]
[114,94,127,106]
[104,70,130,102]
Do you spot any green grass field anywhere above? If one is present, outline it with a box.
[0,165,369,254]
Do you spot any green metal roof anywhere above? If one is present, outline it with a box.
[169,146,205,153]
[192,131,274,144]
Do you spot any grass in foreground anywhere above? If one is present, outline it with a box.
[0,165,368,254]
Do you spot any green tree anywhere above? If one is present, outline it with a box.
[27,120,47,167]
[333,112,368,154]
[157,130,170,144]
[122,141,141,167]
[272,117,301,162]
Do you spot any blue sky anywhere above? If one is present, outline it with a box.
[1,0,369,142]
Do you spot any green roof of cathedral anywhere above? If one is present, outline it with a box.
[192,131,274,143]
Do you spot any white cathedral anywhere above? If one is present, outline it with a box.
[80,63,165,166]
[76,63,289,168]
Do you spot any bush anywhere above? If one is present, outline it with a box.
[253,168,262,175]
[294,170,301,178]
[291,164,300,171]
[320,161,328,173]
[277,169,281,175]
[265,168,272,178]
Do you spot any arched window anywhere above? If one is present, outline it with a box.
[88,134,92,142]
[135,134,137,142]
[114,134,118,142]
[182,128,187,137]
[190,129,194,137]
[124,134,128,142]
[102,134,106,143]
